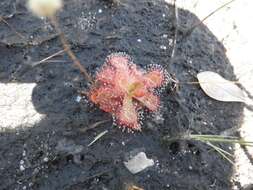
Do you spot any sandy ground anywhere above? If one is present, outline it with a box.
[1,0,253,189]
[170,0,253,188]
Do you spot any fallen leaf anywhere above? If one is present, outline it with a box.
[197,71,245,102]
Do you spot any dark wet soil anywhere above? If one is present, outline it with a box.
[0,0,244,189]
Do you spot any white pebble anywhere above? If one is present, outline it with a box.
[137,39,142,43]
[98,9,102,13]
[124,152,154,174]
[168,38,173,46]
[162,34,168,38]
[20,165,25,171]
[43,157,49,162]
[75,95,82,103]
[160,45,167,50]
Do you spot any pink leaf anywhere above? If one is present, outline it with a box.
[117,96,140,130]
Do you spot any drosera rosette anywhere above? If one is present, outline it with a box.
[88,53,169,131]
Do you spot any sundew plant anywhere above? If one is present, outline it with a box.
[88,53,168,131]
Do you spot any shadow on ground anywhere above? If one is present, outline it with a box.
[0,0,245,189]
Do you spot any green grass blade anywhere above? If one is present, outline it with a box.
[206,142,234,165]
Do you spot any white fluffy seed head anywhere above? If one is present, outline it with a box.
[27,0,63,17]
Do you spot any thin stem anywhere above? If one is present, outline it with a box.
[184,0,237,37]
[208,143,233,157]
[177,81,241,85]
[206,142,234,164]
[31,49,65,67]
[190,134,239,139]
[0,16,25,39]
[50,16,93,84]
[79,119,110,133]
[190,135,253,146]
[88,130,108,147]
[170,0,178,65]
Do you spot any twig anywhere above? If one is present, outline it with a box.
[0,16,26,39]
[184,0,237,37]
[170,0,178,64]
[178,80,241,85]
[79,119,110,133]
[0,33,60,47]
[31,49,65,67]
[50,16,93,84]
[65,169,112,189]
[168,77,241,88]
[88,130,108,147]
[38,60,67,63]
[28,33,60,46]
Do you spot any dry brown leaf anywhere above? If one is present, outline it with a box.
[197,71,245,102]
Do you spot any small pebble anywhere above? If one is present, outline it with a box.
[98,9,102,13]
[160,45,167,50]
[124,152,154,174]
[162,34,168,38]
[20,165,25,171]
[43,157,49,162]
[137,39,142,43]
[75,95,82,103]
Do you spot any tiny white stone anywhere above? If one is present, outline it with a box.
[162,13,166,18]
[98,9,102,13]
[168,38,173,46]
[124,152,154,174]
[20,165,25,171]
[43,157,49,162]
[160,45,167,50]
[75,96,82,103]
[137,39,142,43]
[162,34,168,38]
